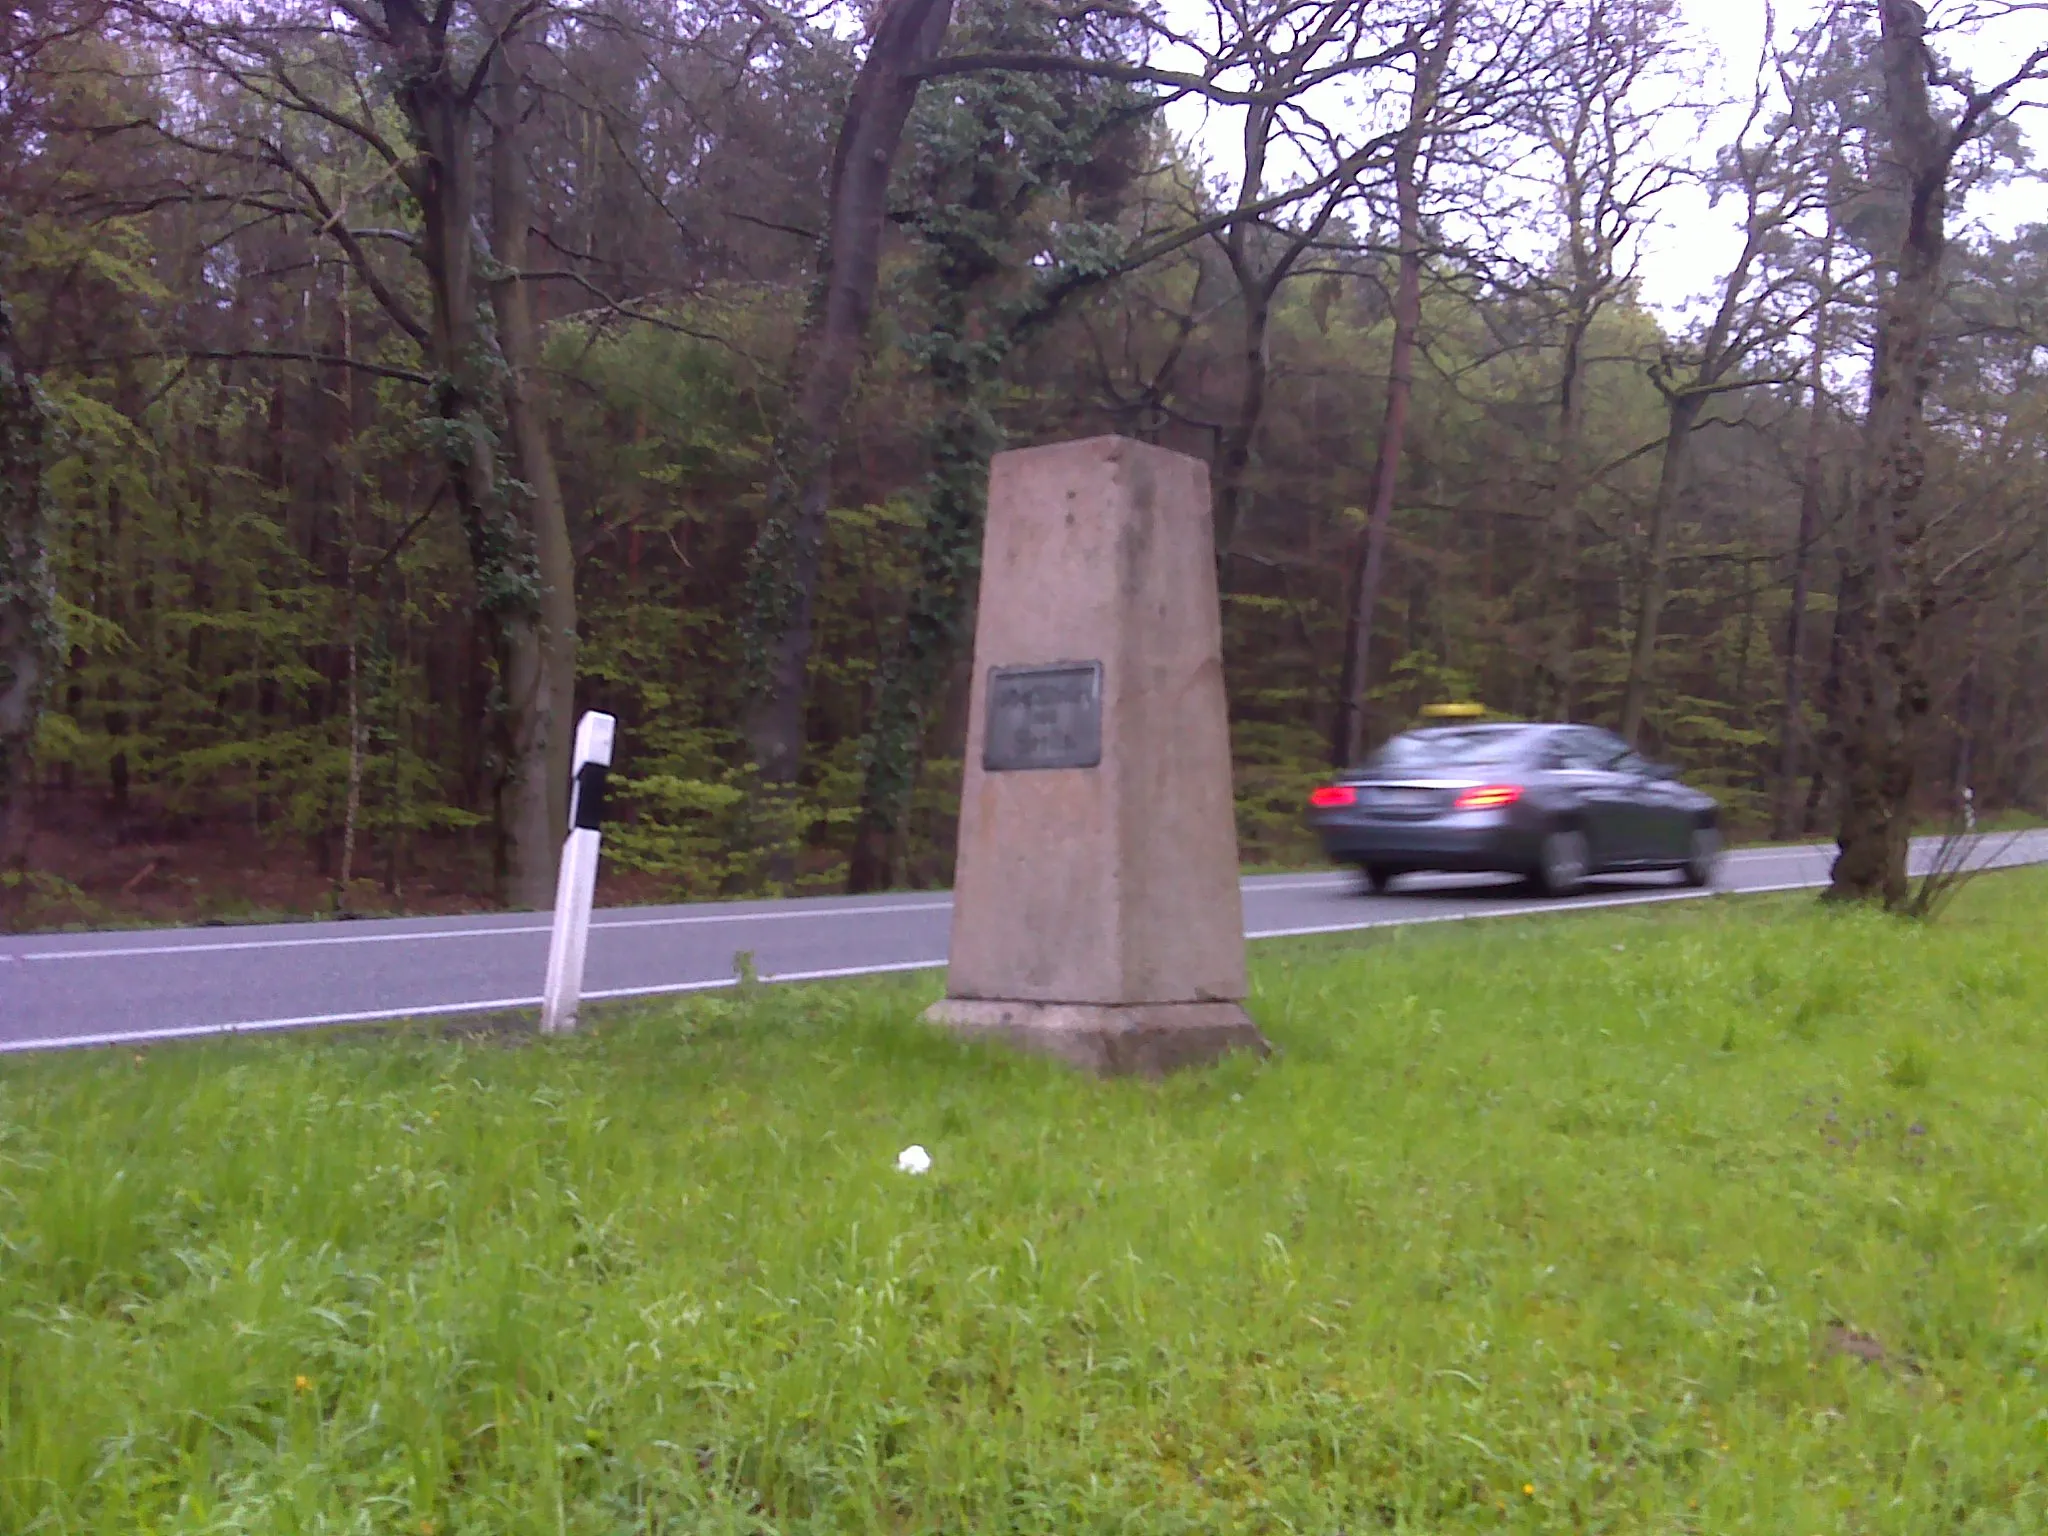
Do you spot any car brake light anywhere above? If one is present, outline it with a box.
[1309,785,1357,808]
[1454,784,1523,810]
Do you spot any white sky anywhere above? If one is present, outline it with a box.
[1642,0,2046,317]
[1157,0,2047,325]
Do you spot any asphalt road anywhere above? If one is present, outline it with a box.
[6,831,2046,1054]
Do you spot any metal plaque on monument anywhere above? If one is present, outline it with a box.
[924,435,1270,1075]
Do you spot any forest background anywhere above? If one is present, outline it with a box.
[1,0,2044,927]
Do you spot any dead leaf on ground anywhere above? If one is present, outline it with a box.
[1822,1323,1922,1375]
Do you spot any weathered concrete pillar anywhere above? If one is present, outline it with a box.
[924,435,1269,1075]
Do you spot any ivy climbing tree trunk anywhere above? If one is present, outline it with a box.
[844,374,998,894]
[738,0,958,830]
[841,16,1141,892]
[0,293,57,880]
[843,206,1006,895]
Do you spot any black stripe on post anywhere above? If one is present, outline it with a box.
[571,761,610,831]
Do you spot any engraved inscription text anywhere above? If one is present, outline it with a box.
[984,662,1103,771]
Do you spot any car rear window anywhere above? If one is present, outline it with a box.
[1364,728,1532,771]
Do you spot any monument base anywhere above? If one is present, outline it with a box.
[923,997,1270,1077]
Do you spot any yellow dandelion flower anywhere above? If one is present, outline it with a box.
[1523,1483,1535,1496]
[294,1374,311,1392]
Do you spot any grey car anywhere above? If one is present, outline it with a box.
[1307,722,1723,896]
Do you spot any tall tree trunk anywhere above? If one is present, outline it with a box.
[1773,325,1832,838]
[1330,300,1410,764]
[1536,316,1591,720]
[1950,635,1979,812]
[738,0,958,809]
[1828,0,1950,906]
[334,277,364,911]
[1617,388,1705,743]
[1805,508,1855,835]
[338,633,364,901]
[489,31,578,869]
[385,0,550,908]
[1212,284,1271,581]
[0,293,56,883]
[384,572,408,897]
[1617,210,1775,745]
[1733,557,1757,703]
[1211,94,1287,585]
[1331,1,1459,766]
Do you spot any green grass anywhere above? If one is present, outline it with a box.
[6,875,2048,1534]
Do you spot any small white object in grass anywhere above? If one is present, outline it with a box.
[897,1144,932,1175]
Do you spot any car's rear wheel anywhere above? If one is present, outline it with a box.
[1534,827,1590,897]
[1681,824,1722,888]
[1358,862,1396,894]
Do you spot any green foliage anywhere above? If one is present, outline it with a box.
[7,872,2048,1528]
[602,769,754,897]
[16,6,2047,914]
[1231,718,1330,867]
[0,866,106,926]
[1,282,64,838]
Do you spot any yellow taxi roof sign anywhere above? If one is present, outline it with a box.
[1420,701,1488,720]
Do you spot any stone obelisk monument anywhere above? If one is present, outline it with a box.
[924,436,1269,1075]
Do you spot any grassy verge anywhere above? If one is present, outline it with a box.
[5,873,2048,1533]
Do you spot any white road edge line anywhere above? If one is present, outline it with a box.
[12,898,958,963]
[1245,877,1830,939]
[0,960,964,1055]
[0,876,1838,1054]
[6,843,1853,963]
[8,844,2039,1053]
[1248,845,1816,892]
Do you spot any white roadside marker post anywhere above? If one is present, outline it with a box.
[540,710,616,1035]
